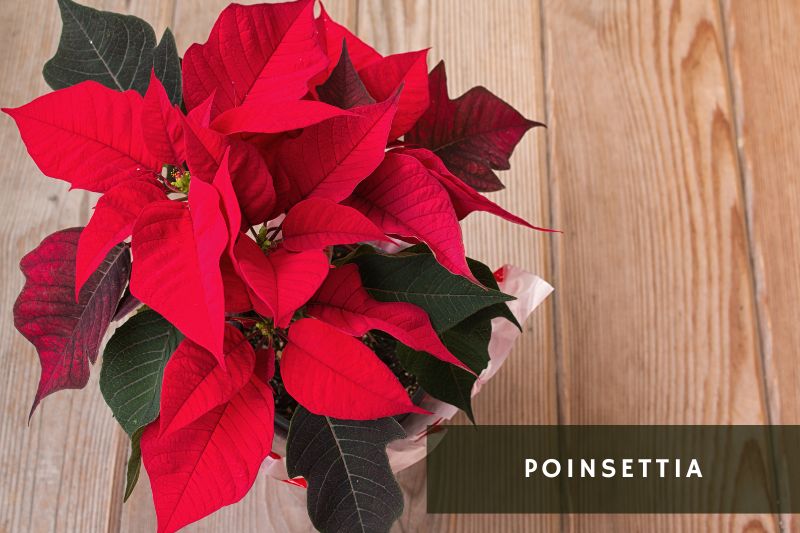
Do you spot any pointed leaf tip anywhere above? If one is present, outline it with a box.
[281,318,427,419]
[282,198,388,252]
[15,228,130,417]
[397,147,558,232]
[158,325,256,437]
[317,40,376,109]
[406,60,542,191]
[351,250,513,332]
[4,83,161,193]
[359,48,430,138]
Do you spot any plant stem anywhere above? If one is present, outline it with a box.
[265,224,282,241]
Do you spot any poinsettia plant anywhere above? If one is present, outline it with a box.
[4,0,551,531]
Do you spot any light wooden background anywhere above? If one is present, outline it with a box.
[1,0,798,531]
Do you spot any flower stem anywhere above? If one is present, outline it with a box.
[266,225,282,241]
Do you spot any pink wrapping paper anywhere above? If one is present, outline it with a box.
[263,265,553,484]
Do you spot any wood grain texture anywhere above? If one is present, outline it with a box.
[720,0,800,430]
[541,0,775,530]
[721,0,800,527]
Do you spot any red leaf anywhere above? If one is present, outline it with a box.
[225,144,277,226]
[281,318,426,419]
[182,0,327,117]
[159,325,256,437]
[282,198,387,252]
[211,99,348,135]
[183,117,276,225]
[405,61,543,192]
[233,238,329,328]
[345,152,478,283]
[315,3,381,82]
[307,264,469,371]
[254,348,275,384]
[210,149,249,316]
[398,147,556,231]
[210,149,240,254]
[142,71,185,166]
[316,42,376,109]
[141,375,274,533]
[221,255,252,313]
[359,50,429,139]
[14,228,130,416]
[130,188,227,361]
[76,179,166,297]
[187,92,215,128]
[181,114,226,182]
[2,81,160,192]
[272,92,400,210]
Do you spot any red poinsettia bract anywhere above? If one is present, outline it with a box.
[4,0,549,530]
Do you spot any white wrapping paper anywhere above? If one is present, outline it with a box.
[262,265,553,485]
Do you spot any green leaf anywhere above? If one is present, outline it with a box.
[467,258,521,331]
[400,244,520,329]
[124,428,144,502]
[43,0,182,102]
[397,343,478,423]
[153,28,182,105]
[440,310,493,374]
[353,251,513,332]
[99,310,183,435]
[286,407,405,533]
[397,305,497,424]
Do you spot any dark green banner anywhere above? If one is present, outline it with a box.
[426,425,800,513]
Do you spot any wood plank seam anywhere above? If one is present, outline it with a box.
[536,1,568,531]
[716,0,786,527]
[537,0,563,430]
[716,0,776,430]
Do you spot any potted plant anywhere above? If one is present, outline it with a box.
[3,0,553,531]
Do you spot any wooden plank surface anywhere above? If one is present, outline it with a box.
[540,0,775,531]
[721,0,800,527]
[1,0,798,531]
[720,0,800,437]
